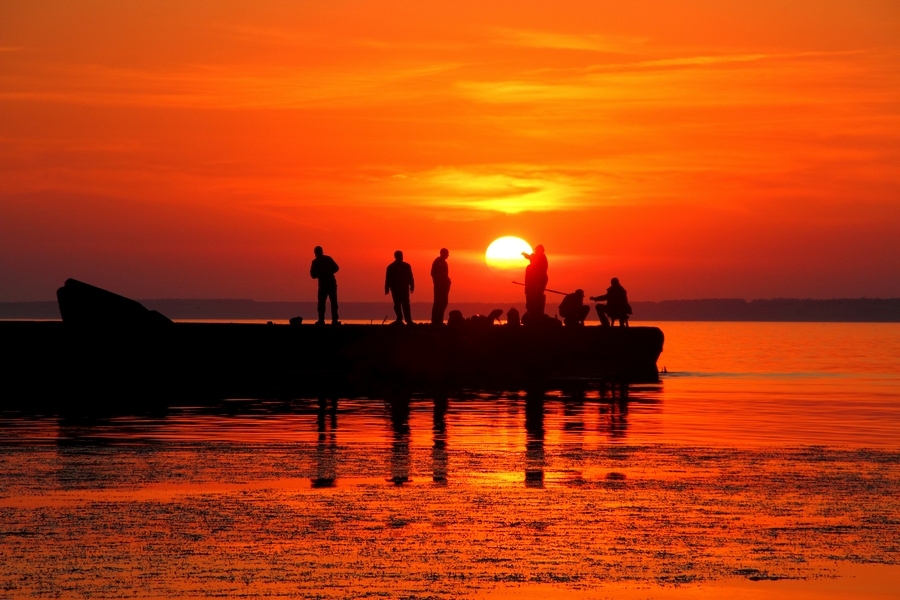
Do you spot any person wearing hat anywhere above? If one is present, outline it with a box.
[558,288,590,326]
[310,246,340,325]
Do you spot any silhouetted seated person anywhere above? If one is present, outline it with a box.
[591,277,632,327]
[522,245,549,319]
[559,289,590,326]
[310,246,340,325]
[506,307,521,326]
[385,250,415,325]
[467,309,503,328]
[447,309,465,328]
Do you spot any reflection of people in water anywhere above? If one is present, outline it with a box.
[310,246,340,325]
[562,396,586,479]
[558,289,590,327]
[430,248,451,325]
[524,391,546,488]
[385,250,415,325]
[598,382,629,439]
[312,397,338,488]
[522,245,549,318]
[591,277,631,327]
[387,396,411,484]
[432,396,448,483]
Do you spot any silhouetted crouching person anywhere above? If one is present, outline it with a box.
[591,277,631,327]
[310,246,340,325]
[385,250,415,325]
[559,289,590,326]
[430,248,451,325]
[522,245,549,321]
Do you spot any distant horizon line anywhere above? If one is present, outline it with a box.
[3,297,900,323]
[3,296,900,304]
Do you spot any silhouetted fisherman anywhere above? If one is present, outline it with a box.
[430,248,451,325]
[558,289,590,326]
[522,245,548,318]
[310,246,340,325]
[591,277,632,327]
[385,250,415,325]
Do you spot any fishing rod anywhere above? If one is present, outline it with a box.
[511,281,570,296]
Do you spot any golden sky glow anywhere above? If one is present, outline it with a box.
[2,1,899,302]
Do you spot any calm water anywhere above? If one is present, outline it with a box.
[1,322,899,598]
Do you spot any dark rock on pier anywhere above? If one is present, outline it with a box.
[57,279,172,328]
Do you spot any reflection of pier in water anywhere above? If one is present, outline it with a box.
[43,384,659,488]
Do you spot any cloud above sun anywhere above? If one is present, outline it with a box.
[378,166,610,214]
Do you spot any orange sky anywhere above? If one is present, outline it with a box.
[2,1,899,302]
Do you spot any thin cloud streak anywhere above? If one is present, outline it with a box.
[494,29,647,53]
[0,62,466,109]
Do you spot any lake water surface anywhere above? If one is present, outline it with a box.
[1,322,899,598]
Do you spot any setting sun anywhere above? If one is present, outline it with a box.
[485,236,532,269]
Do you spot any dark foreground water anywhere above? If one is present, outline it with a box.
[1,322,899,598]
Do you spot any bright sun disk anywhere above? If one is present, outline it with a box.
[485,236,532,268]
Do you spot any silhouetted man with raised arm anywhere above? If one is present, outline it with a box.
[430,248,451,325]
[385,250,415,325]
[310,246,340,325]
[522,244,549,318]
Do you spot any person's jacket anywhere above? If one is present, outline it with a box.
[523,253,548,294]
[385,261,415,294]
[310,255,339,287]
[430,257,450,286]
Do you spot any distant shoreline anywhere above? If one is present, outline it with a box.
[3,298,900,323]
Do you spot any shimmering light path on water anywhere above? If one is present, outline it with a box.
[1,322,899,598]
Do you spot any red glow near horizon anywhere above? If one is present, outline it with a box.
[2,1,899,302]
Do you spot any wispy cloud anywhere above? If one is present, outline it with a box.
[214,24,306,45]
[495,29,646,53]
[456,49,879,106]
[0,62,464,109]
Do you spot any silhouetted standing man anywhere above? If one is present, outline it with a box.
[385,250,415,325]
[522,244,549,318]
[430,248,451,325]
[310,246,340,325]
